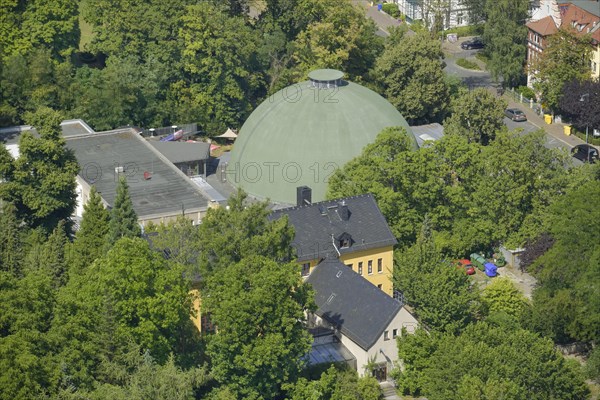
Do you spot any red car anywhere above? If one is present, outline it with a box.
[457,259,476,275]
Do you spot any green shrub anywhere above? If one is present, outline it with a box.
[410,19,429,34]
[443,24,484,38]
[456,58,480,70]
[573,128,600,146]
[475,52,488,63]
[382,3,401,18]
[516,85,536,100]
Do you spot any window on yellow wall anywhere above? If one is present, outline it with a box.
[377,284,382,290]
[346,263,353,270]
[358,262,363,275]
[368,260,373,274]
[377,258,382,273]
[301,263,310,277]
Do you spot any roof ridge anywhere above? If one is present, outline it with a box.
[308,260,402,351]
[272,193,374,212]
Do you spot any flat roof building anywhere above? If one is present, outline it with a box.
[64,126,212,225]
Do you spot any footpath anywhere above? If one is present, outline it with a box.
[353,0,403,36]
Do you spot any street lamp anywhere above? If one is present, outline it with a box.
[580,93,590,162]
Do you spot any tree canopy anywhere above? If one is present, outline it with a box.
[328,126,570,254]
[394,223,477,333]
[373,31,449,124]
[204,255,314,399]
[559,79,600,132]
[395,322,589,399]
[532,28,592,112]
[483,0,528,88]
[524,177,600,343]
[444,88,507,145]
[0,107,78,232]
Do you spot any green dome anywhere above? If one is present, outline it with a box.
[228,71,417,204]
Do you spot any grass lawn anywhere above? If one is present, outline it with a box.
[456,57,480,71]
[78,2,94,50]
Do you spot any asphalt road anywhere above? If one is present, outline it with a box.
[443,48,494,89]
[504,116,574,152]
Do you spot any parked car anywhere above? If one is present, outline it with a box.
[504,108,527,122]
[456,259,476,275]
[571,144,599,164]
[461,38,484,50]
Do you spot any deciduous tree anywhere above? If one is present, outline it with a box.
[175,2,263,134]
[52,238,196,390]
[287,366,383,399]
[483,0,528,88]
[525,179,600,343]
[204,255,313,399]
[196,189,295,277]
[481,277,529,319]
[1,107,78,232]
[292,0,382,80]
[559,79,600,133]
[444,88,507,145]
[532,28,592,112]
[0,202,22,275]
[395,322,589,399]
[394,223,477,333]
[373,31,449,124]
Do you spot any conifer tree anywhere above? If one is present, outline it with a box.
[108,176,140,244]
[41,220,68,288]
[0,202,23,275]
[70,186,110,272]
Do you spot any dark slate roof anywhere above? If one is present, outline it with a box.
[65,129,209,218]
[306,258,402,350]
[269,194,397,262]
[148,141,210,164]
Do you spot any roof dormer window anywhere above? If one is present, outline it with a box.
[337,232,353,249]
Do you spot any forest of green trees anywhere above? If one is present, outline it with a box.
[1,0,599,398]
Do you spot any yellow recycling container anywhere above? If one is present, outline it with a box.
[564,125,572,136]
[544,114,553,124]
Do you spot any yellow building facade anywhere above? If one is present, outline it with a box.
[299,246,394,297]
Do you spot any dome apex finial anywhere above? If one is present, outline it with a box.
[308,69,344,81]
[308,69,344,89]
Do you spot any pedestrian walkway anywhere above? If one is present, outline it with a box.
[380,381,400,399]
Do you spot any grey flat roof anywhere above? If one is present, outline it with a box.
[411,123,444,147]
[61,119,95,137]
[148,141,210,163]
[306,258,403,350]
[65,130,209,218]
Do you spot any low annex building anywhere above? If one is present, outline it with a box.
[63,120,213,226]
[269,189,397,296]
[306,259,418,380]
